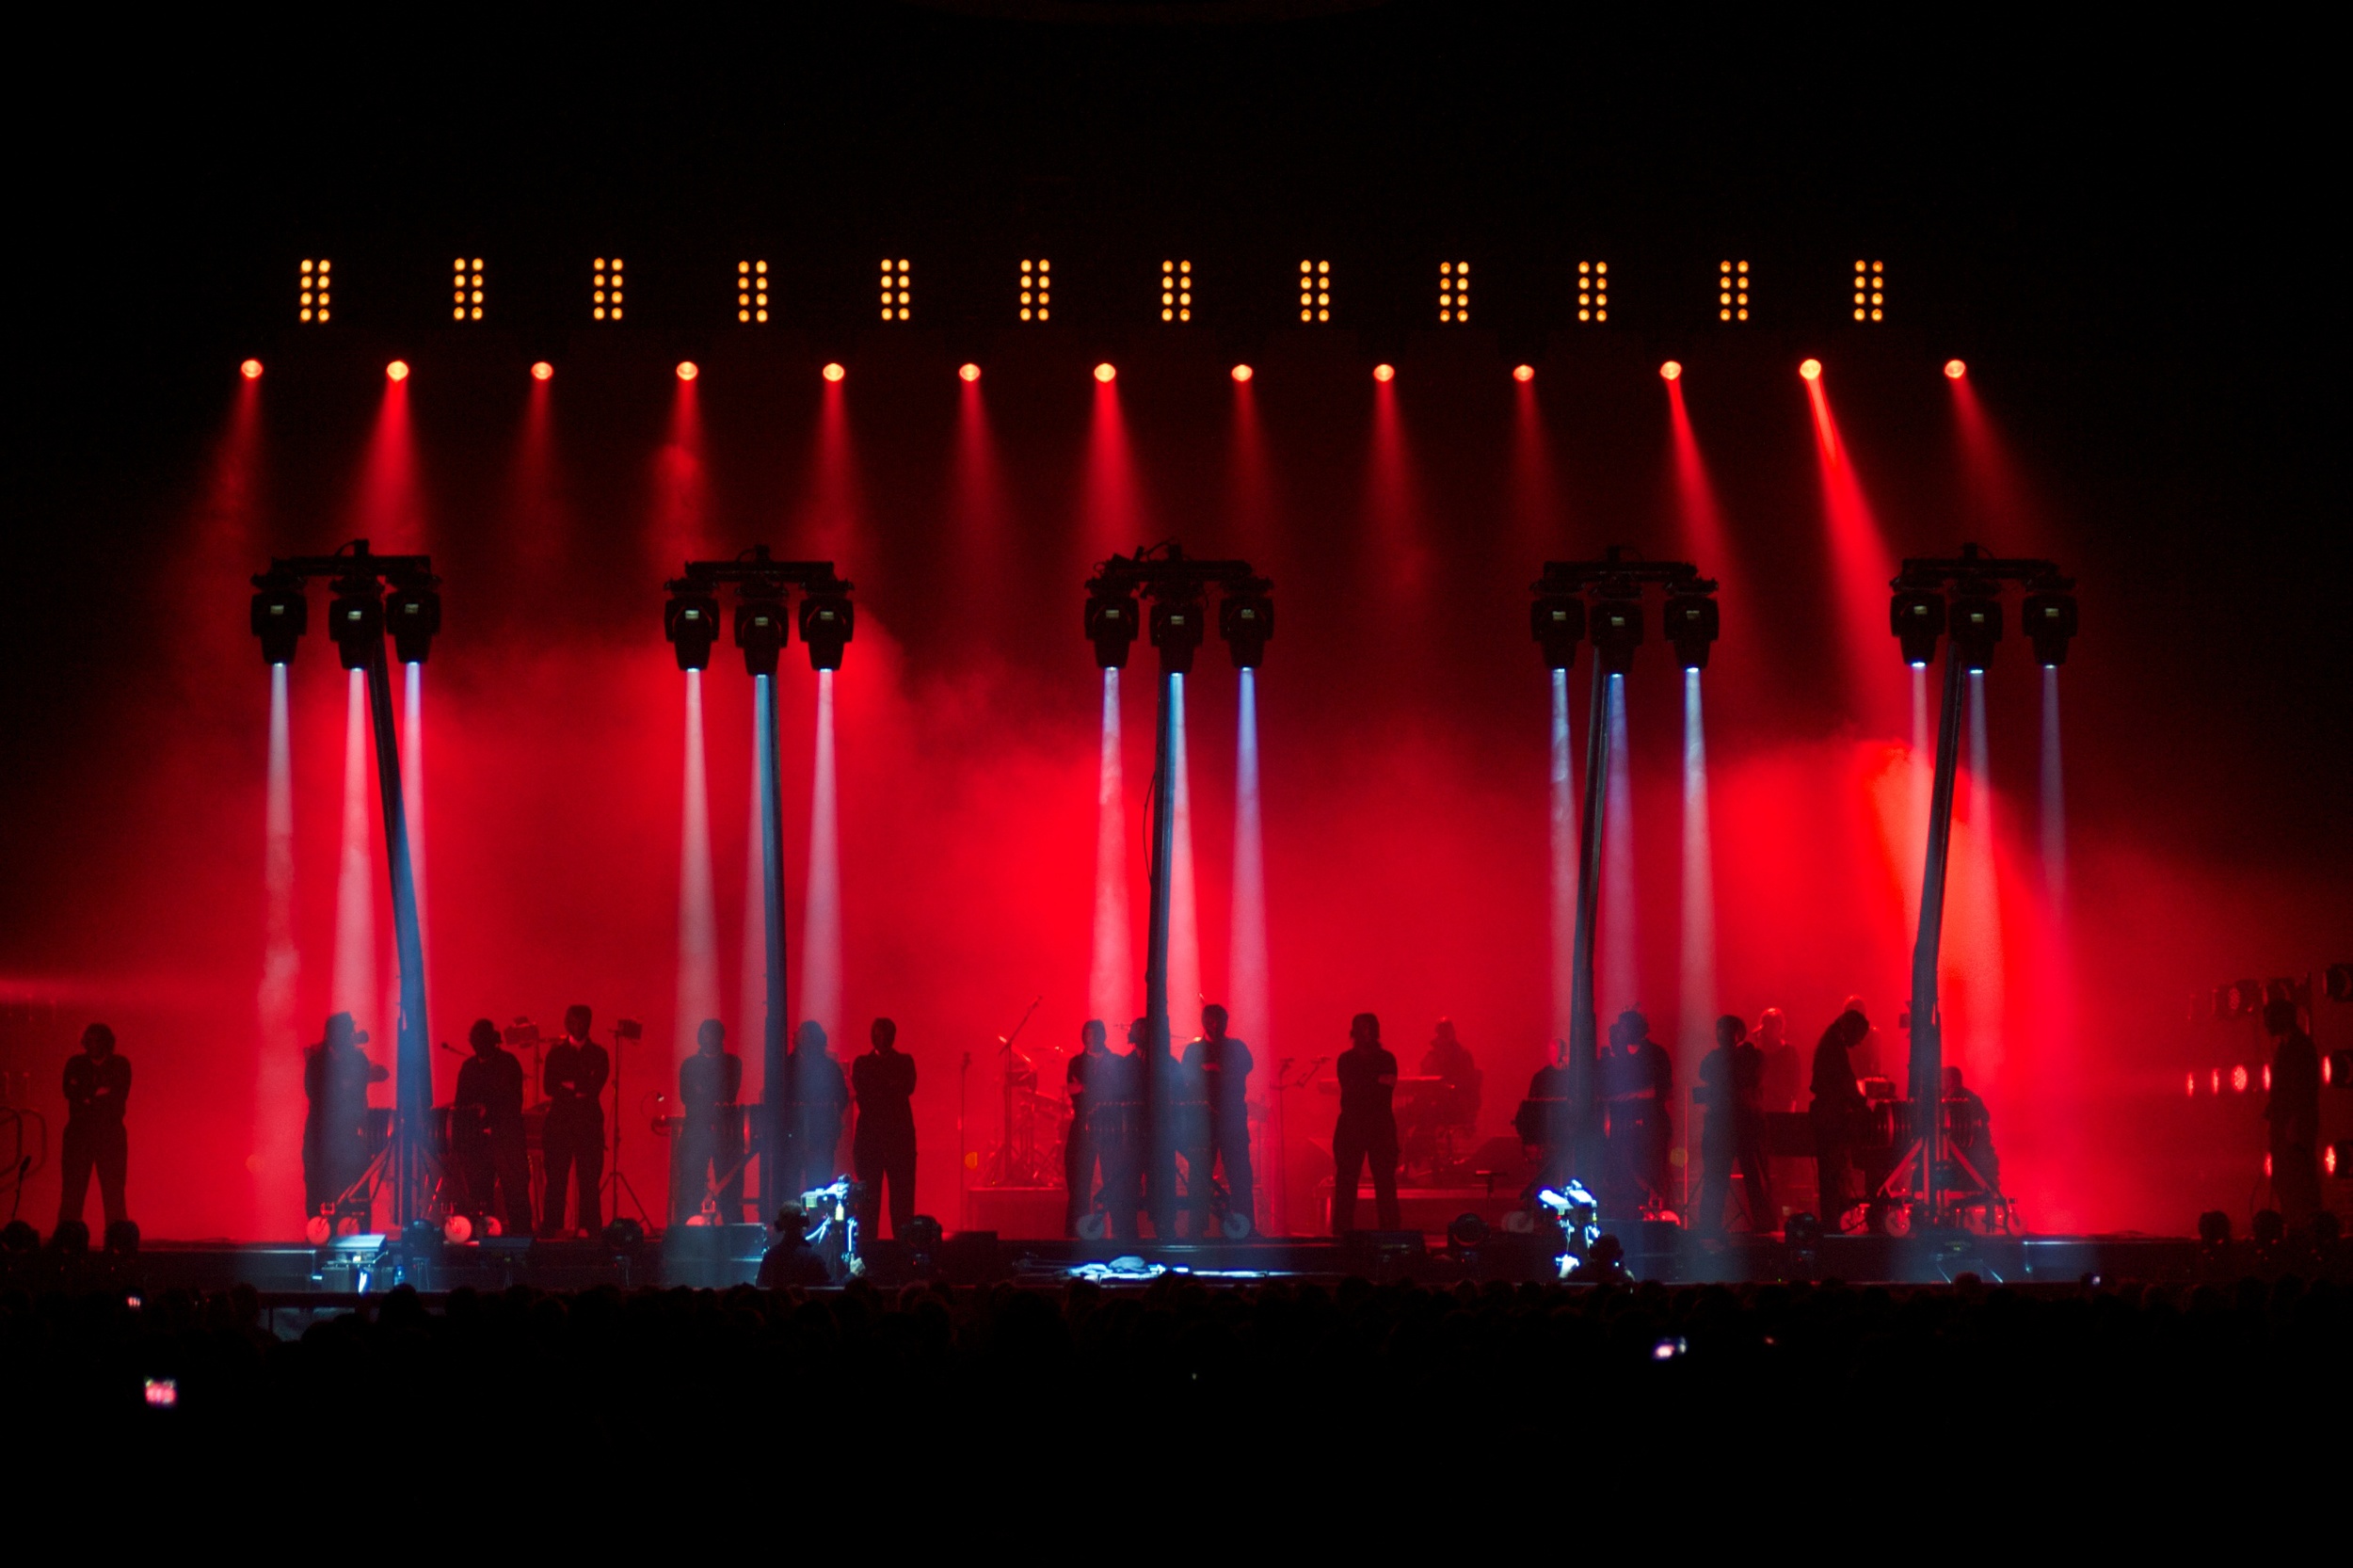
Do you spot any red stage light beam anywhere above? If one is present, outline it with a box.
[1802,361,1901,730]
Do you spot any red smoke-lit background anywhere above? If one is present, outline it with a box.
[3,333,2344,1240]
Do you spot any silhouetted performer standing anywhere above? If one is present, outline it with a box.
[56,1023,130,1237]
[782,1020,851,1196]
[1102,1025,1148,1240]
[1419,1016,1483,1133]
[1331,1013,1401,1233]
[540,1003,610,1236]
[676,1018,744,1224]
[454,1017,534,1238]
[1602,1010,1673,1210]
[1696,1014,1772,1233]
[2264,998,2322,1228]
[1128,1016,1180,1239]
[1810,1008,1870,1228]
[1180,1003,1255,1237]
[852,1016,918,1238]
[1519,1039,1577,1194]
[302,1011,386,1223]
[1064,1018,1113,1234]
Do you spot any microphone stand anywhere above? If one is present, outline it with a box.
[603,1022,651,1228]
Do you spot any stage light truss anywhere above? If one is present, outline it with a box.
[664,545,856,676]
[1887,544,2075,671]
[1083,542,1273,673]
[1528,547,1719,674]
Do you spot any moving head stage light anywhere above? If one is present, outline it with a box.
[1528,548,1718,676]
[1085,543,1273,676]
[1885,543,2077,1229]
[665,546,856,678]
[246,539,440,1225]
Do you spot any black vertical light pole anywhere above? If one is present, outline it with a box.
[1565,655,1609,1171]
[254,540,440,1227]
[1532,549,1717,1214]
[665,548,854,1226]
[1891,544,2074,1227]
[360,634,432,1224]
[1907,644,1967,1225]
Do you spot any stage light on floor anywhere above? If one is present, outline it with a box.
[1660,360,1682,381]
[386,360,409,382]
[1372,363,1396,383]
[676,360,698,381]
[531,360,553,381]
[1094,361,1117,383]
[1513,363,1535,382]
[822,362,846,383]
[241,359,264,380]
[1800,358,1822,381]
[958,362,981,382]
[1945,359,1968,379]
[1230,363,1254,382]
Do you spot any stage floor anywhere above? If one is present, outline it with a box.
[2,1227,2255,1298]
